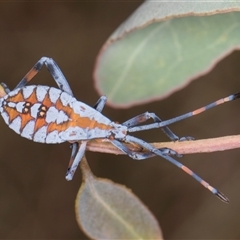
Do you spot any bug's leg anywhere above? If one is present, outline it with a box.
[66,96,107,178]
[68,142,79,167]
[67,142,79,178]
[93,96,107,112]
[66,141,88,181]
[14,57,74,96]
[122,135,229,203]
[128,93,240,133]
[110,139,181,159]
[122,112,193,141]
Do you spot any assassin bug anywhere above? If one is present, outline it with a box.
[1,57,239,203]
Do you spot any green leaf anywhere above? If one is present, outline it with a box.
[75,158,162,240]
[94,1,240,107]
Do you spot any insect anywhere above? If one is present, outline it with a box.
[1,57,239,203]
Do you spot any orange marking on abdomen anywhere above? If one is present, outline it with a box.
[77,117,112,130]
[46,114,112,134]
[55,98,72,116]
[34,117,47,133]
[42,92,54,108]
[47,121,68,133]
[4,106,20,123]
[11,92,113,135]
[20,113,34,131]
[25,89,38,103]
[3,90,26,124]
[55,98,113,131]
[7,89,25,103]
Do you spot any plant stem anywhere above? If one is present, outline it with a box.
[85,134,240,156]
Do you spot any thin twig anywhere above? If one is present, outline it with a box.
[85,134,240,156]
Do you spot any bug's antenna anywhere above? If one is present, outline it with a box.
[128,93,240,133]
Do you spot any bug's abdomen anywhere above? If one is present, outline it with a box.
[0,85,112,144]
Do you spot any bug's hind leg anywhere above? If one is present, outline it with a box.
[110,139,182,159]
[66,96,107,180]
[122,112,193,141]
[123,135,229,203]
[14,57,74,96]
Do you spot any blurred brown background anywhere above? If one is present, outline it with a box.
[1,2,240,239]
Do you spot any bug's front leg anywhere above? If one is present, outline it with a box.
[66,141,88,181]
[14,57,74,96]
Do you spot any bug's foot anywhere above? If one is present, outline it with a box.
[179,136,195,142]
[159,147,182,158]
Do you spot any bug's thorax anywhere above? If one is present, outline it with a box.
[0,85,119,143]
[107,122,128,139]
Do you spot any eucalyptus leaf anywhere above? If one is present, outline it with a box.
[94,1,240,107]
[75,158,162,240]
